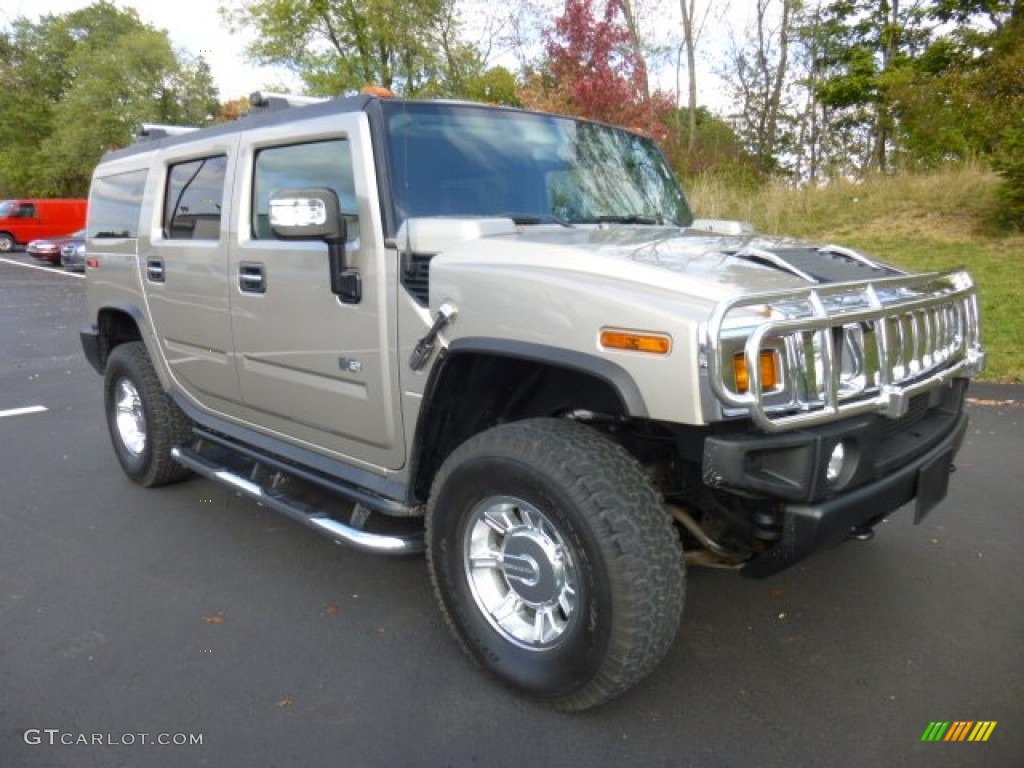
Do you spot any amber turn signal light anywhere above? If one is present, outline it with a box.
[733,350,780,393]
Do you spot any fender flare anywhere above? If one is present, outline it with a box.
[407,337,649,503]
[440,337,649,418]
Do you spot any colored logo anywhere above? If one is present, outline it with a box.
[921,721,997,742]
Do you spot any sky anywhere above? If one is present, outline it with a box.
[0,0,749,109]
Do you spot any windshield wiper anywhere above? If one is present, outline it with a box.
[582,214,664,225]
[502,212,574,228]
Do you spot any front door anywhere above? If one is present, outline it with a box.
[228,120,404,472]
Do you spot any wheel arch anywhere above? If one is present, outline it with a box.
[94,303,146,370]
[408,338,649,504]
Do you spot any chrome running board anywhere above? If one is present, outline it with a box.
[171,445,423,555]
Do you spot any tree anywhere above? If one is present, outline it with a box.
[804,0,932,174]
[220,0,486,97]
[519,0,673,135]
[916,0,1024,224]
[0,2,219,197]
[618,0,651,96]
[677,0,714,152]
[723,0,798,175]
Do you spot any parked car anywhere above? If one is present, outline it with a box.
[61,238,87,271]
[26,229,86,265]
[0,198,87,252]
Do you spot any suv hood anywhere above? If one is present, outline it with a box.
[429,223,900,306]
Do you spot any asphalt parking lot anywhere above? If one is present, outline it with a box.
[2,253,1022,768]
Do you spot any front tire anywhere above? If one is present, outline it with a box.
[0,232,15,252]
[103,341,192,487]
[426,418,684,711]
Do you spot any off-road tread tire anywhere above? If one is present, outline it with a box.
[426,417,685,712]
[104,341,192,487]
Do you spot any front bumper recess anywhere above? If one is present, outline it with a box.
[742,406,967,578]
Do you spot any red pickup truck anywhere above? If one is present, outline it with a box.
[0,198,87,252]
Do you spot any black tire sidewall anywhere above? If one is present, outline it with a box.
[430,452,614,700]
[0,233,14,252]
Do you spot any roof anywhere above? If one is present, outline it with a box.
[101,93,378,163]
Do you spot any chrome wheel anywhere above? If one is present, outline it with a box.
[463,495,578,650]
[114,378,147,456]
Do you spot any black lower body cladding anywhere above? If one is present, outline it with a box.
[701,379,970,577]
[79,323,102,375]
[743,410,966,577]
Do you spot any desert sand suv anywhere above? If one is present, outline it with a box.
[79,93,985,710]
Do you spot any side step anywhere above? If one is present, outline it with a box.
[170,445,424,555]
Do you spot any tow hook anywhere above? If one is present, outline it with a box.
[409,301,457,371]
[847,525,875,542]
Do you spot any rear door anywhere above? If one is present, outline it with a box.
[227,113,405,471]
[142,136,242,407]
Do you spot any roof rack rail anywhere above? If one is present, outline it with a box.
[249,91,329,112]
[134,123,199,142]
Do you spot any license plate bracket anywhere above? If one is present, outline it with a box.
[913,450,953,524]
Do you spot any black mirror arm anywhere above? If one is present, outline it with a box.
[328,238,361,304]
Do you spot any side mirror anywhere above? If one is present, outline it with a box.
[268,187,359,304]
[269,187,347,242]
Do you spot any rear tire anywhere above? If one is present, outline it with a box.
[103,341,192,487]
[426,418,684,711]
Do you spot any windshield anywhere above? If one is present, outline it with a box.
[0,200,15,217]
[383,102,693,229]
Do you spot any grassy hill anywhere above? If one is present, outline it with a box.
[686,165,1022,383]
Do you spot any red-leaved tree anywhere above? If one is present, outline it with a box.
[520,0,674,140]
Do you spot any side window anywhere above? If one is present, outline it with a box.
[252,140,358,242]
[163,155,227,240]
[89,170,148,238]
[17,203,37,218]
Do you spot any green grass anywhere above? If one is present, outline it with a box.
[686,165,1024,382]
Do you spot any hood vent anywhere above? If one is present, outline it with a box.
[728,243,901,284]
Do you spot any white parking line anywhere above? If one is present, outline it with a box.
[0,256,85,279]
[0,405,49,419]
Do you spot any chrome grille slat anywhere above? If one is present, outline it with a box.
[921,308,934,370]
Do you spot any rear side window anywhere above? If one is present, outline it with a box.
[251,140,358,242]
[163,155,227,240]
[89,170,148,238]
